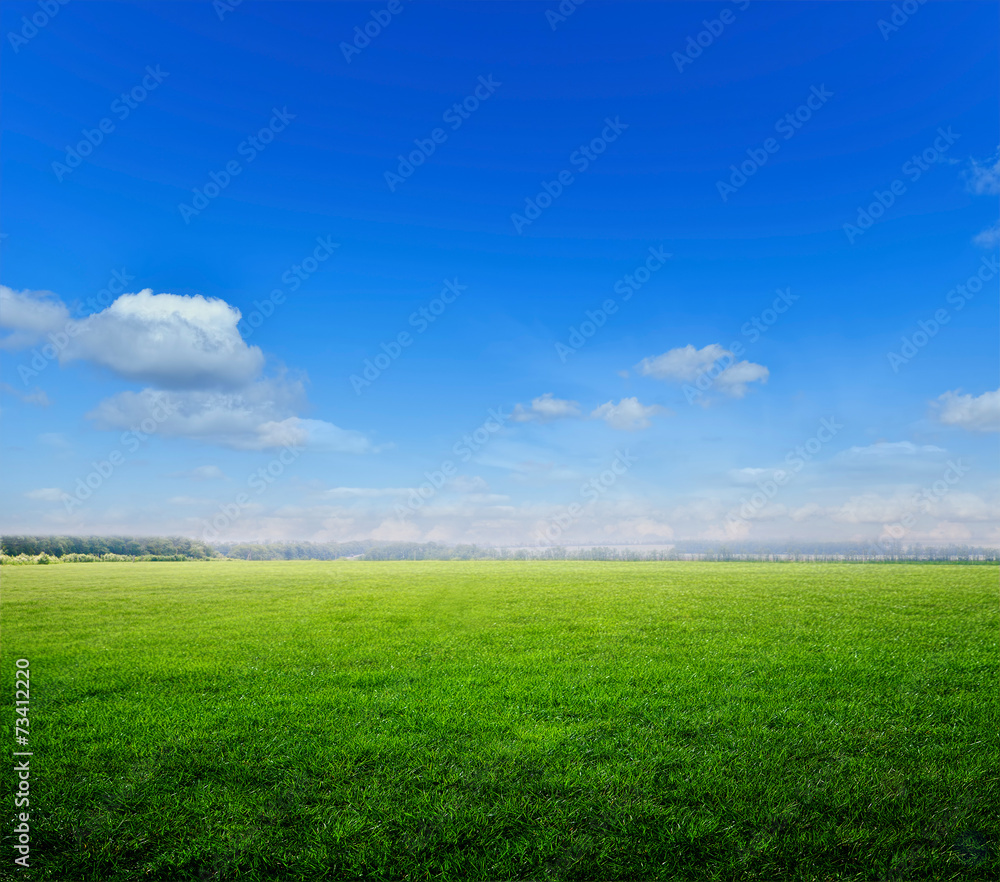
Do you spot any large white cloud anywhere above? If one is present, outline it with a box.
[63,289,264,389]
[0,286,71,350]
[933,388,1000,433]
[3,285,371,451]
[590,397,667,430]
[3,286,264,388]
[637,343,769,397]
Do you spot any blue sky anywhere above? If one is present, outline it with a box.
[1,0,997,547]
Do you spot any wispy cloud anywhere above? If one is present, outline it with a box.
[168,465,228,481]
[25,488,64,502]
[966,151,1000,195]
[0,382,49,406]
[932,388,1000,433]
[973,221,999,248]
[511,393,582,423]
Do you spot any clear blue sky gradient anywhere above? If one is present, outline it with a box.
[1,0,997,546]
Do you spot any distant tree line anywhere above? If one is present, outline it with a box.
[2,535,997,563]
[1,535,214,559]
[213,541,370,560]
[216,540,999,562]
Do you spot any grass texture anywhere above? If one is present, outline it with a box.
[1,561,996,880]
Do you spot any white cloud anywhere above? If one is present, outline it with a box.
[637,343,730,381]
[511,393,581,423]
[3,286,373,452]
[925,521,973,542]
[933,388,1000,433]
[938,492,1000,522]
[827,490,1000,525]
[167,496,213,506]
[827,493,915,525]
[966,152,1000,195]
[447,475,490,494]
[974,221,1000,248]
[637,343,768,397]
[590,397,667,431]
[322,487,410,499]
[0,382,49,406]
[87,379,372,452]
[790,503,822,522]
[169,465,228,481]
[600,517,674,541]
[837,441,946,460]
[0,286,71,351]
[62,289,264,389]
[25,488,64,502]
[711,359,769,398]
[370,518,423,542]
[729,467,770,484]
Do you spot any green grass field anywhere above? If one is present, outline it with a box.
[2,561,997,881]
